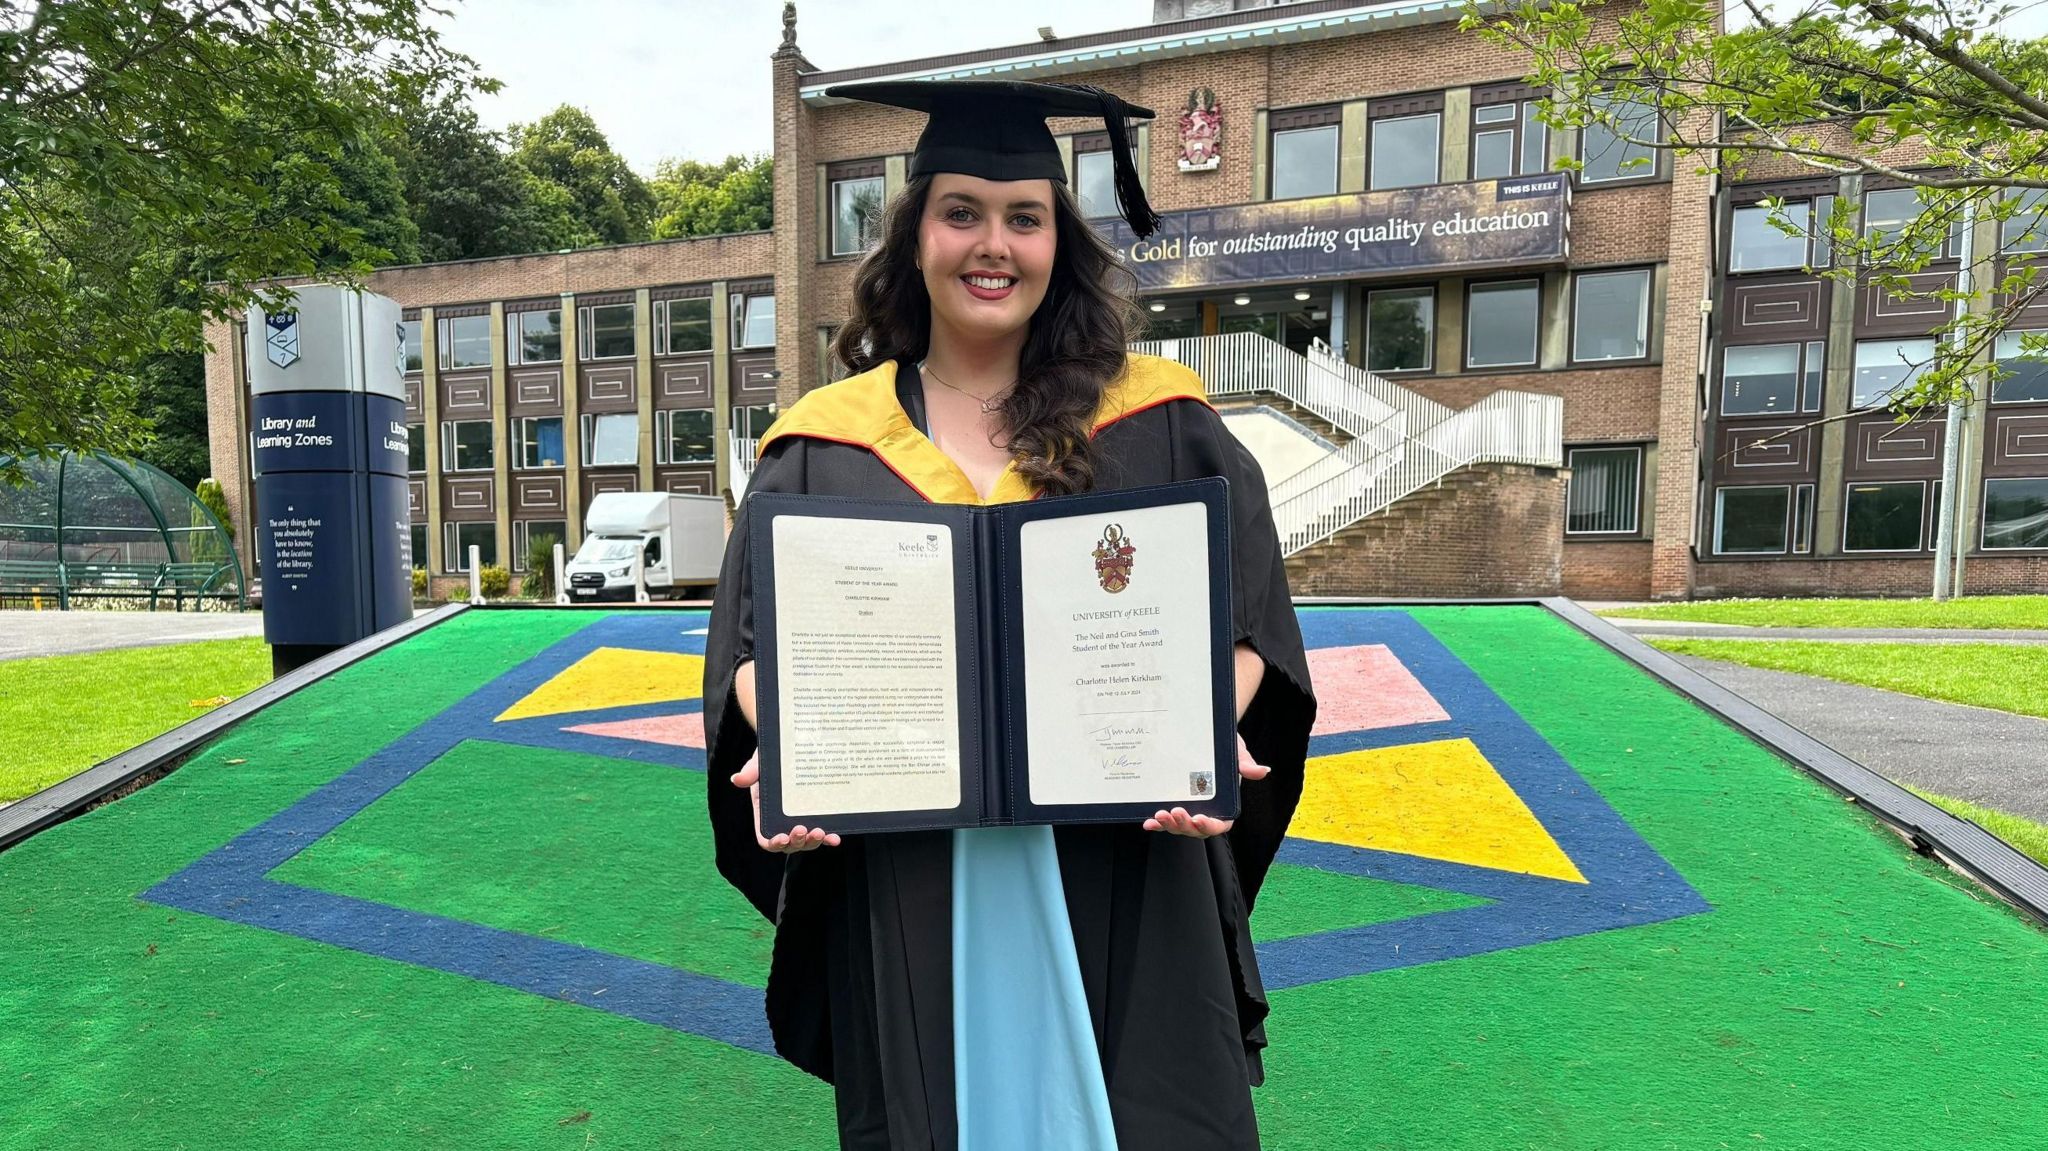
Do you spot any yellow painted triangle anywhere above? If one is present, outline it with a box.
[1293,738,1587,883]
[494,647,705,723]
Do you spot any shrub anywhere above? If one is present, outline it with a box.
[477,563,510,598]
[412,566,428,599]
[525,531,560,599]
[195,478,235,542]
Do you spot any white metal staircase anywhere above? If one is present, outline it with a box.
[1133,333,1562,555]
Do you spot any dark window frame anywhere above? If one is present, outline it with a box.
[1463,277,1543,371]
[1267,103,1342,201]
[1841,479,1930,553]
[1712,484,1793,556]
[1564,444,1645,537]
[1568,266,1654,365]
[1364,284,1438,374]
[1367,94,1444,191]
[827,158,887,259]
[1470,84,1550,182]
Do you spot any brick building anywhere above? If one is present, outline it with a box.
[201,0,2048,601]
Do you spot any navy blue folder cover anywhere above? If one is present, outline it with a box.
[748,477,1237,836]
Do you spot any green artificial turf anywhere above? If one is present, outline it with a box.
[1598,594,2048,630]
[1648,638,2048,720]
[7,605,2048,1150]
[1250,606,2048,1151]
[0,637,271,802]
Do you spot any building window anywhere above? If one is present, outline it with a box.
[656,297,713,356]
[1270,111,1340,200]
[1471,97,1548,181]
[1714,485,1790,555]
[437,314,491,371]
[830,173,886,257]
[581,412,638,467]
[657,408,715,465]
[734,403,778,439]
[1852,338,1935,408]
[1369,112,1440,191]
[1793,483,1816,553]
[440,420,493,472]
[1566,446,1641,535]
[578,303,636,360]
[1365,287,1435,373]
[516,416,564,469]
[514,519,568,573]
[406,424,426,473]
[734,293,776,349]
[2002,189,2047,254]
[1984,477,2048,549]
[1729,200,1816,273]
[1993,331,2048,403]
[1571,268,1651,363]
[445,521,496,573]
[400,320,423,373]
[1803,340,1825,412]
[1466,279,1540,369]
[1861,187,1962,262]
[511,308,562,365]
[409,523,427,571]
[1721,344,1801,416]
[1578,89,1660,184]
[1073,134,1117,220]
[1843,481,1927,552]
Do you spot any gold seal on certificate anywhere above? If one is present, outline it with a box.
[747,478,1238,836]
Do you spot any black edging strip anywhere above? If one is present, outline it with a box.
[1539,596,2048,927]
[0,603,470,854]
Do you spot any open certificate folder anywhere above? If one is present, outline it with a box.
[748,477,1237,837]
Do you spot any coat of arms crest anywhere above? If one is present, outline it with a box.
[1092,523,1136,594]
[265,311,301,369]
[1178,87,1221,173]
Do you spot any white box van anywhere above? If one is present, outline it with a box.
[564,492,724,601]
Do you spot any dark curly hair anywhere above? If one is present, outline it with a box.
[829,173,1142,497]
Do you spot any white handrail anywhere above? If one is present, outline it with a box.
[1133,333,1562,555]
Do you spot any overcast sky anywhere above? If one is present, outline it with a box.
[436,0,1155,174]
[435,0,2048,177]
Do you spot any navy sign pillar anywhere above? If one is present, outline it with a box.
[246,286,413,676]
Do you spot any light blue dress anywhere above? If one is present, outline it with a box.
[953,824,1120,1150]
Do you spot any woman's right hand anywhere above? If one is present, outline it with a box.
[730,751,841,853]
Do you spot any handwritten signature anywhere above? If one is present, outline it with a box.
[1085,722,1153,739]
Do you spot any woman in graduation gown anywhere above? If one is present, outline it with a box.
[702,78,1316,1150]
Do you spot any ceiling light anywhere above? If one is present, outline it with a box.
[1293,289,1312,301]
[1233,294,1251,306]
[1148,301,1166,313]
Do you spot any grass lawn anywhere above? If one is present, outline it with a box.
[1647,638,2048,720]
[0,638,270,802]
[1600,594,2048,630]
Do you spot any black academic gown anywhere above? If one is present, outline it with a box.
[702,355,1317,1150]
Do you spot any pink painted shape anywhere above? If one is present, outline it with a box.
[564,712,706,749]
[1238,643,1448,772]
[1308,643,1448,735]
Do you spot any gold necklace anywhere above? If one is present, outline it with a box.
[920,361,1015,414]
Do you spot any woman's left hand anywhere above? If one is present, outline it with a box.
[1145,755,1269,838]
[1145,643,1270,839]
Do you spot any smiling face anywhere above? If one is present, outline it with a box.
[917,172,1058,349]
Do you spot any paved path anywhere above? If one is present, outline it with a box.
[1605,618,2048,645]
[1671,654,2048,823]
[0,610,263,662]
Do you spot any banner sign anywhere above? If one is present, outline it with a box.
[1098,174,1571,293]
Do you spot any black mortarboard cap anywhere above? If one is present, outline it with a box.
[822,78,1163,238]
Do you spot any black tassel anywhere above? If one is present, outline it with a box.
[1060,82,1162,239]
